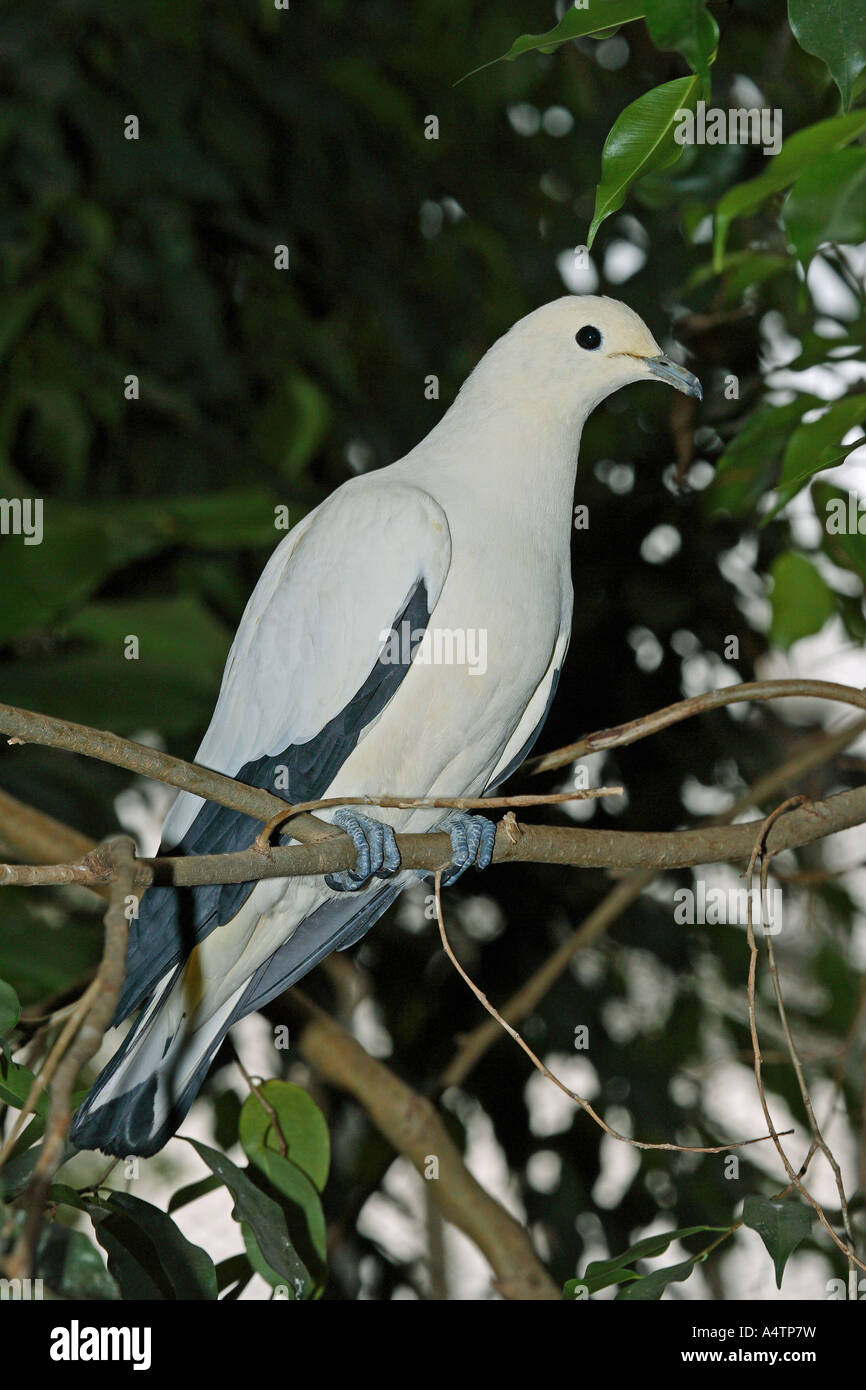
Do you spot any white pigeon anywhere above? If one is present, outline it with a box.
[71,295,701,1156]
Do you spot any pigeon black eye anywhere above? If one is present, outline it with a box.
[576,325,602,350]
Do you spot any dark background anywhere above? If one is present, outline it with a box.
[1,0,863,1299]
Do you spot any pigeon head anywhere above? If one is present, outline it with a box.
[471,295,702,421]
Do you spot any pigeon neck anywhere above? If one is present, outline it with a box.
[426,390,588,500]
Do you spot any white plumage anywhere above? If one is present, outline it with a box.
[71,295,700,1155]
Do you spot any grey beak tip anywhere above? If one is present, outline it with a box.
[644,353,702,403]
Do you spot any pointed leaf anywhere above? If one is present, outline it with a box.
[85,1191,218,1300]
[616,1256,697,1299]
[783,148,866,264]
[743,1195,812,1288]
[459,1,646,82]
[788,0,866,110]
[588,76,700,246]
[187,1138,312,1298]
[780,394,866,488]
[769,553,836,650]
[167,1173,222,1213]
[0,979,20,1035]
[706,397,823,517]
[645,0,718,87]
[238,1081,330,1192]
[579,1225,725,1295]
[713,110,866,267]
[813,484,866,584]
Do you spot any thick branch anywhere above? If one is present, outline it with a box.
[0,702,336,847]
[289,992,559,1300]
[4,783,865,890]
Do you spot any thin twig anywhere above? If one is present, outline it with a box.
[742,802,866,1275]
[527,679,866,775]
[251,787,623,852]
[231,1044,288,1157]
[3,837,136,1281]
[433,873,790,1157]
[757,834,858,1277]
[0,977,101,1170]
[441,715,866,1090]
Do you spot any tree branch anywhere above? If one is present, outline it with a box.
[287,991,560,1300]
[440,714,866,1090]
[3,837,135,1281]
[0,702,337,847]
[527,679,866,775]
[3,783,865,890]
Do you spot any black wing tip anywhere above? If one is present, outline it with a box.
[69,1076,165,1159]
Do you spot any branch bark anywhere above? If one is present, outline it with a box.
[288,992,560,1300]
[0,702,337,847]
[441,714,866,1089]
[527,678,866,774]
[4,837,135,1281]
[3,782,865,890]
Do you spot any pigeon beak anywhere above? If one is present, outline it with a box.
[643,353,702,401]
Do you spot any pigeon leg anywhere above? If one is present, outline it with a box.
[325,808,402,892]
[436,810,496,887]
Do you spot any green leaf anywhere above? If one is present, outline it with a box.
[215,1252,254,1297]
[142,490,289,551]
[239,1081,330,1192]
[713,110,866,268]
[813,484,866,585]
[588,76,700,246]
[187,1138,313,1298]
[575,1224,725,1295]
[167,1173,223,1213]
[244,1142,328,1266]
[783,148,866,264]
[458,1,646,82]
[254,376,331,485]
[0,1058,48,1117]
[688,250,791,303]
[769,552,836,650]
[760,443,862,527]
[616,1256,697,1299]
[240,1221,302,1293]
[706,396,823,517]
[758,395,866,521]
[780,395,866,489]
[742,1195,812,1288]
[788,0,866,110]
[0,979,20,1035]
[36,1223,120,1300]
[0,514,114,645]
[645,0,718,88]
[63,594,230,677]
[0,651,221,739]
[239,1083,330,1268]
[85,1191,218,1300]
[0,890,104,1006]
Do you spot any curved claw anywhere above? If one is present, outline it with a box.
[438,810,496,887]
[325,808,402,892]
